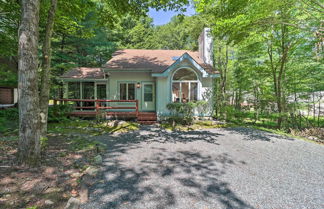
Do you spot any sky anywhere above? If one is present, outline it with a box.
[148,5,196,26]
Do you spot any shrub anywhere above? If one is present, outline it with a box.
[166,101,207,125]
[0,107,19,120]
[48,104,73,122]
[0,108,19,133]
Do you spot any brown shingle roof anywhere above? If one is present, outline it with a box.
[61,67,104,79]
[103,49,216,74]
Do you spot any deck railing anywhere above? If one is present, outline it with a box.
[53,98,139,116]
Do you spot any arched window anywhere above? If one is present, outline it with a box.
[172,68,199,103]
[173,68,197,80]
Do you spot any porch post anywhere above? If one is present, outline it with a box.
[80,82,83,109]
[94,82,97,100]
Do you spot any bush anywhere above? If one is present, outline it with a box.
[48,104,73,122]
[0,108,19,133]
[0,107,19,120]
[166,101,207,125]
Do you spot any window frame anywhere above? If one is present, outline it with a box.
[143,83,153,102]
[171,68,199,103]
[119,82,136,100]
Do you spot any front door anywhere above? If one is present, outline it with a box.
[141,82,155,111]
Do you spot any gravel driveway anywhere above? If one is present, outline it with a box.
[81,126,324,209]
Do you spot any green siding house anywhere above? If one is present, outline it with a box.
[60,28,219,120]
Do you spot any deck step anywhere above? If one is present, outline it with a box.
[138,113,156,118]
[138,116,157,120]
[137,112,157,125]
[138,121,156,125]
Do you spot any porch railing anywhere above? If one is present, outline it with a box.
[53,98,139,116]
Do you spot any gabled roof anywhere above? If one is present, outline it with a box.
[103,49,217,74]
[61,49,218,79]
[61,67,104,79]
[152,52,217,78]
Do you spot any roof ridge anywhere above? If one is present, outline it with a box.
[116,49,198,52]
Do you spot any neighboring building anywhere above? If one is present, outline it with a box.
[0,86,18,105]
[60,28,219,120]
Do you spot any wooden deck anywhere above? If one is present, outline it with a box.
[54,99,157,124]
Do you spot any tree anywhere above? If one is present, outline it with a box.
[39,0,58,138]
[14,0,191,165]
[194,0,323,128]
[18,0,41,165]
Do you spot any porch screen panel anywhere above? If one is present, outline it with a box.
[82,82,95,99]
[97,84,106,99]
[172,83,180,102]
[68,82,80,99]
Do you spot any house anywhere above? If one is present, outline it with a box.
[0,86,18,108]
[60,28,219,122]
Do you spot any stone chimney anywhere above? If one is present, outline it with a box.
[198,28,213,66]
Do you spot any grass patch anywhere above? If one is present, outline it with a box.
[94,121,139,134]
[161,120,234,131]
[68,136,106,152]
[249,125,319,144]
[48,119,140,136]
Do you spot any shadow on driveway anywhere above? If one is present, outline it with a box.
[83,126,254,209]
[226,127,295,142]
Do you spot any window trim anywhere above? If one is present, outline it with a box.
[119,82,136,100]
[171,68,200,103]
[143,83,154,102]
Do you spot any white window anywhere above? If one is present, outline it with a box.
[172,68,198,103]
[120,83,135,100]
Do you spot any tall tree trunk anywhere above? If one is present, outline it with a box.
[217,44,228,119]
[18,0,41,165]
[39,0,57,137]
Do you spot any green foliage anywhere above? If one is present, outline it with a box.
[166,101,207,125]
[48,119,139,136]
[195,0,323,132]
[0,108,18,134]
[113,14,205,50]
[48,104,73,122]
[0,108,19,120]
[40,136,48,150]
[161,120,233,131]
[0,64,17,87]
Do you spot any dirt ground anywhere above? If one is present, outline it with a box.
[0,133,102,209]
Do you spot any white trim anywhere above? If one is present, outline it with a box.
[170,68,200,103]
[117,81,136,100]
[61,78,107,82]
[152,53,213,78]
[141,81,156,111]
[103,68,152,73]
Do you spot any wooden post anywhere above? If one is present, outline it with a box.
[96,100,99,114]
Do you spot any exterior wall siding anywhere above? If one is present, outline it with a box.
[108,72,155,111]
[0,88,14,104]
[61,69,215,118]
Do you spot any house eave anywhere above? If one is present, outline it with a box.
[61,78,107,82]
[152,73,220,78]
[102,68,152,73]
[151,53,217,78]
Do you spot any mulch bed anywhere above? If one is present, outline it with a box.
[0,135,100,209]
